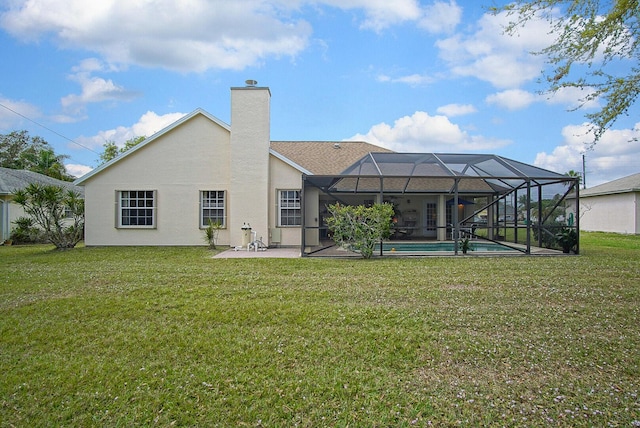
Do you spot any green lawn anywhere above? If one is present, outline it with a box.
[1,233,639,426]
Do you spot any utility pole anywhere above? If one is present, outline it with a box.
[582,154,587,189]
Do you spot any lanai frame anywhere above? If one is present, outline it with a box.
[300,153,580,256]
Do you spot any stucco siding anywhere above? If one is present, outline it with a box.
[83,114,232,246]
[269,155,304,246]
[229,87,271,247]
[580,192,639,234]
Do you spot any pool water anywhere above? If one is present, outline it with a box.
[378,242,517,253]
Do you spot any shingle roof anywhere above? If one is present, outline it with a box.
[269,141,393,175]
[581,172,640,197]
[0,168,83,196]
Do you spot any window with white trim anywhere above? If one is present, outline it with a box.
[201,190,226,227]
[118,190,156,227]
[278,190,301,226]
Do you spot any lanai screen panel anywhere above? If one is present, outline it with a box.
[310,152,572,195]
[457,177,499,193]
[405,177,456,192]
[357,177,384,192]
[382,177,411,192]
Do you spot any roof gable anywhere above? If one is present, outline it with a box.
[0,167,83,196]
[74,108,229,185]
[581,172,640,197]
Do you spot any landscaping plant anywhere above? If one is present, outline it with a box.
[203,220,222,249]
[325,202,394,258]
[12,183,84,249]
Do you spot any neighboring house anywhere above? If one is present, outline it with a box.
[75,83,576,253]
[574,173,640,234]
[0,167,83,241]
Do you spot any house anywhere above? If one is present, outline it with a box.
[0,167,83,242]
[574,173,640,234]
[75,82,578,253]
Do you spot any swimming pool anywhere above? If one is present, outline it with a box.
[377,241,519,253]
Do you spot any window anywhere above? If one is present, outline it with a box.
[118,190,155,227]
[278,190,301,226]
[201,190,226,227]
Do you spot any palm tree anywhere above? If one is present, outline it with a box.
[22,148,71,181]
[565,170,582,188]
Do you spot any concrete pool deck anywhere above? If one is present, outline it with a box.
[213,241,565,258]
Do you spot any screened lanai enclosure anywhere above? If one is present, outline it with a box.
[301,153,580,256]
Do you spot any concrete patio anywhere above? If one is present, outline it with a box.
[213,247,301,258]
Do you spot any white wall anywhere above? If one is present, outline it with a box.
[83,114,232,246]
[269,155,305,247]
[229,86,271,247]
[1,197,27,241]
[81,85,311,247]
[580,192,639,234]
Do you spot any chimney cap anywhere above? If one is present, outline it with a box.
[245,79,258,87]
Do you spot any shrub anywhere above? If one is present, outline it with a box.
[204,220,222,249]
[10,216,45,244]
[12,183,84,250]
[325,202,394,259]
[533,220,564,248]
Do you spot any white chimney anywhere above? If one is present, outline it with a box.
[229,82,271,247]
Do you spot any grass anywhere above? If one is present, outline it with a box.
[1,232,639,426]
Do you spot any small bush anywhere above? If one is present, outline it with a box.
[10,217,45,244]
[13,183,84,249]
[204,220,222,249]
[325,203,394,259]
[533,220,564,248]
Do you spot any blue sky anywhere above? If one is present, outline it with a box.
[1,0,638,186]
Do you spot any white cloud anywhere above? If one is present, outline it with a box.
[418,1,462,34]
[56,58,140,119]
[0,97,42,129]
[0,0,312,72]
[65,163,93,178]
[320,0,422,31]
[320,0,461,33]
[0,1,463,73]
[486,89,538,111]
[63,67,137,105]
[545,86,600,110]
[436,103,476,117]
[534,122,640,185]
[347,111,511,152]
[436,10,556,88]
[486,86,601,112]
[378,73,434,86]
[75,110,187,151]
